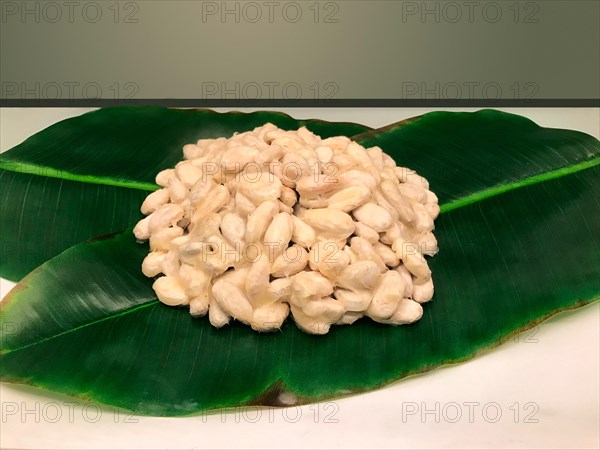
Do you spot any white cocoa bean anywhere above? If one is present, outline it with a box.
[153,276,189,306]
[142,251,166,277]
[394,264,414,298]
[336,311,363,325]
[251,302,290,332]
[334,288,371,312]
[350,237,387,273]
[141,188,170,214]
[208,299,231,328]
[264,212,293,255]
[291,272,334,306]
[190,292,210,317]
[212,277,253,323]
[271,245,308,278]
[290,304,331,335]
[290,215,316,248]
[176,162,204,188]
[133,215,152,240]
[303,297,345,322]
[392,238,432,279]
[373,242,400,267]
[183,144,203,160]
[389,299,423,324]
[221,212,246,246]
[412,277,434,303]
[353,203,393,232]
[245,201,279,243]
[149,204,185,233]
[168,177,188,203]
[327,185,371,212]
[367,270,405,321]
[302,208,355,240]
[354,222,380,244]
[155,168,175,187]
[337,260,381,291]
[150,226,183,252]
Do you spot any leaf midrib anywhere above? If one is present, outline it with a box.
[2,156,599,355]
[2,300,159,355]
[439,157,600,213]
[0,160,159,192]
[2,152,599,211]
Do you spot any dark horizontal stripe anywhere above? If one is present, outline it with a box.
[1,99,599,108]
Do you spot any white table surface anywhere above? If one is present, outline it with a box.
[1,108,599,450]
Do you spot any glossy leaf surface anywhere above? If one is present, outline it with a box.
[1,110,598,416]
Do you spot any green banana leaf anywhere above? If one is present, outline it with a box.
[0,106,370,281]
[1,109,599,416]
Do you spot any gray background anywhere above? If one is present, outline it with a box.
[1,1,599,100]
